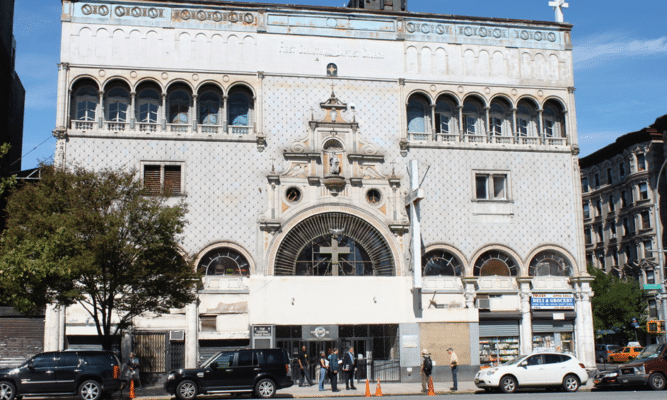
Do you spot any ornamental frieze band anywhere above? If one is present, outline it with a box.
[172,9,256,24]
[81,4,166,19]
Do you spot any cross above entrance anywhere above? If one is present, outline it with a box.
[548,0,568,23]
[320,235,351,276]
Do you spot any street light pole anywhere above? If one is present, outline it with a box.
[652,158,667,342]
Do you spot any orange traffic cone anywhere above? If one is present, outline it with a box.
[128,379,136,399]
[365,379,371,397]
[374,379,383,397]
[427,376,435,396]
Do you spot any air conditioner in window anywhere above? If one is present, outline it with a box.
[169,330,185,341]
[476,297,490,310]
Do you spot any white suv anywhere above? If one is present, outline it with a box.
[474,352,588,393]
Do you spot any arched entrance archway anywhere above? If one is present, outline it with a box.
[274,212,395,276]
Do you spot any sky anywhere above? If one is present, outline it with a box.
[11,0,667,170]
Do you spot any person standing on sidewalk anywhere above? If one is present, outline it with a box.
[420,349,432,393]
[328,348,340,392]
[447,348,458,391]
[298,345,314,387]
[343,347,357,390]
[318,351,328,391]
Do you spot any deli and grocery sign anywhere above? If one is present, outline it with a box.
[531,294,575,310]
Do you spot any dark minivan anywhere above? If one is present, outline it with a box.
[619,344,667,390]
[164,348,294,400]
[0,350,123,400]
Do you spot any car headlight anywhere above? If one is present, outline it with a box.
[167,373,175,381]
[635,366,645,374]
[485,368,498,376]
[601,371,618,378]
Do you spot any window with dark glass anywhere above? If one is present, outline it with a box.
[583,202,590,219]
[143,164,182,196]
[585,228,592,244]
[608,195,615,212]
[619,162,625,179]
[641,211,651,229]
[582,177,589,192]
[597,225,604,242]
[198,247,250,276]
[639,182,649,200]
[475,173,507,200]
[621,190,627,207]
[610,221,617,237]
[594,173,600,189]
[607,168,613,184]
[637,153,646,171]
[168,91,190,124]
[595,199,602,216]
[644,240,653,258]
[422,250,463,276]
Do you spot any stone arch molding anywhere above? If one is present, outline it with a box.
[469,244,524,276]
[194,240,256,275]
[524,245,579,277]
[422,243,469,276]
[265,205,404,277]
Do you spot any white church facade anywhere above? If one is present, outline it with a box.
[46,0,595,380]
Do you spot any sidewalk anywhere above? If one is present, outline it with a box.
[130,381,480,399]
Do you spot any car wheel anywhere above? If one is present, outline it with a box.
[0,381,16,400]
[176,380,198,400]
[79,380,102,400]
[562,374,580,392]
[648,373,666,390]
[500,376,517,393]
[255,378,276,399]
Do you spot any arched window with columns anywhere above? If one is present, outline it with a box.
[406,93,431,141]
[70,79,99,131]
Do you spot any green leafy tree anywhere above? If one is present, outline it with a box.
[0,164,199,350]
[588,265,647,343]
[0,143,16,196]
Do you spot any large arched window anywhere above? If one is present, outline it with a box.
[137,91,159,122]
[198,91,220,125]
[105,87,130,123]
[73,86,98,124]
[542,101,566,141]
[275,212,395,276]
[198,247,250,276]
[422,249,463,276]
[462,100,483,137]
[435,97,457,140]
[407,94,430,140]
[529,250,573,277]
[168,90,190,124]
[473,250,519,276]
[489,99,512,137]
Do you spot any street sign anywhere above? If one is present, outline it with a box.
[643,284,662,290]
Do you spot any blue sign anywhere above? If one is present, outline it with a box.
[531,294,575,310]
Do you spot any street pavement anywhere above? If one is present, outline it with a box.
[128,379,581,399]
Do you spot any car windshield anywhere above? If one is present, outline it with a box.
[637,344,664,359]
[504,355,528,365]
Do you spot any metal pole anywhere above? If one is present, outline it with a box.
[652,158,667,342]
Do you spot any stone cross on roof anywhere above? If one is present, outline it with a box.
[548,0,569,23]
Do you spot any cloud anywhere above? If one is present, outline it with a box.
[573,33,667,70]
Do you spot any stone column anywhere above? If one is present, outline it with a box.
[55,63,70,129]
[511,108,517,143]
[185,301,198,368]
[222,95,229,133]
[457,105,464,141]
[130,91,136,130]
[573,277,596,367]
[161,93,167,131]
[98,90,105,129]
[192,94,198,133]
[430,104,436,141]
[518,279,533,355]
[43,304,61,352]
[537,109,544,144]
[484,106,490,142]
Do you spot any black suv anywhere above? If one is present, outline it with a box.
[164,348,294,399]
[0,350,122,400]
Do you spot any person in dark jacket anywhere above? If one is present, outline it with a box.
[328,348,340,392]
[342,347,357,390]
[297,345,313,387]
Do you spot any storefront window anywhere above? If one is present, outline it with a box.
[479,337,519,367]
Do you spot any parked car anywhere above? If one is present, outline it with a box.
[595,344,621,363]
[164,348,294,399]
[593,369,622,389]
[0,350,123,400]
[474,352,588,393]
[618,343,667,390]
[608,346,643,363]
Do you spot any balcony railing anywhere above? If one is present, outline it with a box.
[464,134,486,144]
[169,124,190,134]
[138,122,159,133]
[73,121,94,131]
[200,125,220,134]
[490,135,513,145]
[436,133,459,143]
[106,122,128,132]
[229,125,252,135]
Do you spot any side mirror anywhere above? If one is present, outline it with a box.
[519,361,528,367]
[210,362,219,370]
[28,361,35,369]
